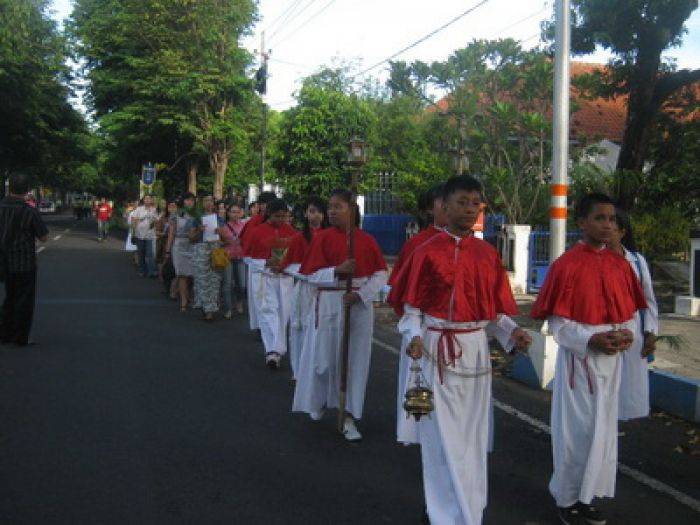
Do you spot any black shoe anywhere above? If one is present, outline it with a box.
[558,504,586,525]
[576,502,606,525]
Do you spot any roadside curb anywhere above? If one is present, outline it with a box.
[510,336,700,423]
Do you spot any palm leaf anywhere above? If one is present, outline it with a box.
[656,334,688,352]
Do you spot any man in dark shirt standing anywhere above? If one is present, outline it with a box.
[0,173,49,346]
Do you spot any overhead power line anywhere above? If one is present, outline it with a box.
[264,0,304,34]
[353,0,490,78]
[268,0,320,43]
[269,0,340,47]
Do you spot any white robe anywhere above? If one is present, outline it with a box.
[292,268,388,420]
[285,263,315,380]
[548,315,635,507]
[397,324,496,452]
[399,307,516,525]
[243,257,260,330]
[248,258,294,357]
[618,250,658,421]
[397,331,420,445]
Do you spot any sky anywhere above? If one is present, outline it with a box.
[51,0,700,111]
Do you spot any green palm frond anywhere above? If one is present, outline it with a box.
[656,335,688,352]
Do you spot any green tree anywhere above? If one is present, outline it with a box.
[0,0,92,191]
[275,68,378,202]
[548,0,699,208]
[70,0,257,198]
[426,39,554,224]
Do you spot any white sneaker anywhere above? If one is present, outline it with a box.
[309,408,325,421]
[266,353,280,370]
[342,417,362,442]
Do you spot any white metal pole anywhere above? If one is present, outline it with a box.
[550,0,571,261]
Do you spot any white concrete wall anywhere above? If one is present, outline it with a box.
[504,224,531,295]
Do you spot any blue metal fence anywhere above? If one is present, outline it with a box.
[362,214,413,255]
[527,230,582,293]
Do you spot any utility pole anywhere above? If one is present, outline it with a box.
[256,31,271,191]
[550,0,571,261]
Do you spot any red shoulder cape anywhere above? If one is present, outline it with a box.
[244,222,297,259]
[240,215,265,251]
[388,232,518,321]
[299,227,387,278]
[388,225,442,286]
[530,242,647,324]
[281,228,323,269]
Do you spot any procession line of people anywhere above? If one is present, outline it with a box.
[120,176,658,525]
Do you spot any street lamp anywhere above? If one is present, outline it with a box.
[347,137,368,168]
[346,137,368,193]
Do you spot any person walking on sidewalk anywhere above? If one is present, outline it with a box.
[96,198,113,241]
[131,195,159,277]
[0,173,49,346]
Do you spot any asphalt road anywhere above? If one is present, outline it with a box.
[1,214,698,524]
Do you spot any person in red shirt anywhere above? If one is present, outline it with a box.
[293,189,388,442]
[280,196,328,381]
[388,175,530,525]
[388,183,447,446]
[530,193,646,525]
[244,198,297,369]
[96,198,113,241]
[241,191,278,333]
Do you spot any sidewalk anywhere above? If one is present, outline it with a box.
[376,293,700,382]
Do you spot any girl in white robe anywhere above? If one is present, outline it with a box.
[610,209,659,421]
[292,189,388,441]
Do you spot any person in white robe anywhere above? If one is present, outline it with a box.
[400,307,523,525]
[292,268,387,441]
[611,210,659,421]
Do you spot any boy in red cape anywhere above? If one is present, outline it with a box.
[292,189,387,442]
[388,183,447,446]
[388,175,530,525]
[531,193,647,525]
[244,198,297,370]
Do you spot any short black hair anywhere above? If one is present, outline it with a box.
[575,192,615,220]
[330,188,353,203]
[248,200,258,209]
[265,198,288,218]
[418,183,445,212]
[258,191,277,205]
[442,175,483,200]
[9,173,31,195]
[615,207,638,252]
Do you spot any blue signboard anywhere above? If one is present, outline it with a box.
[142,163,156,186]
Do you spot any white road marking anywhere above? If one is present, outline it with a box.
[372,337,399,355]
[53,235,62,241]
[36,246,45,254]
[373,337,700,514]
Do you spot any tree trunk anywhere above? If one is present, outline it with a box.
[615,45,663,208]
[210,145,229,200]
[187,161,198,194]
